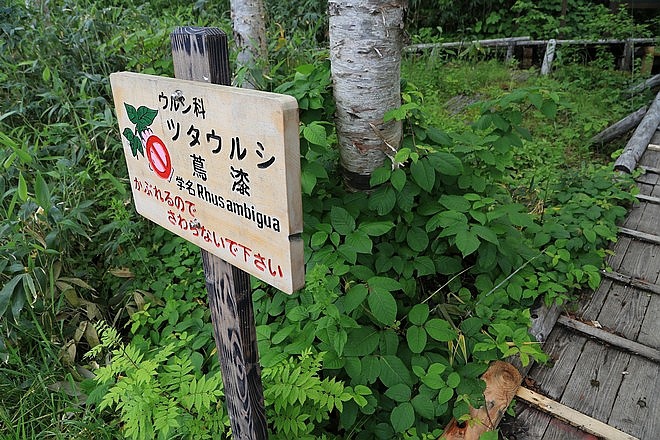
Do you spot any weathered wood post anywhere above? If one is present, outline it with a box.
[169,26,268,439]
[620,38,633,71]
[541,39,556,76]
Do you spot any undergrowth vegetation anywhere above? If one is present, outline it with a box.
[0,0,648,438]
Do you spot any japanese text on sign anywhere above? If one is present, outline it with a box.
[110,72,304,293]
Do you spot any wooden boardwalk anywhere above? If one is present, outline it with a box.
[509,132,660,439]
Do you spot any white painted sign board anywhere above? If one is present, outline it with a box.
[110,72,304,293]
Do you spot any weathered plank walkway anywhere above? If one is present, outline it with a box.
[510,129,660,439]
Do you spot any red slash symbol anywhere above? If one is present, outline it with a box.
[146,135,172,180]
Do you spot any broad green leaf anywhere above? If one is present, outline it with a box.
[437,387,453,405]
[368,186,397,215]
[528,92,543,109]
[408,304,429,325]
[344,327,380,357]
[429,151,463,176]
[455,230,481,257]
[391,402,415,433]
[411,160,435,192]
[414,256,436,276]
[368,288,397,326]
[447,372,461,388]
[461,317,485,336]
[421,369,446,390]
[384,383,411,402]
[406,226,429,252]
[425,319,457,342]
[582,229,596,243]
[370,166,391,186]
[593,224,613,238]
[310,231,328,248]
[368,276,402,292]
[331,206,356,235]
[380,355,413,387]
[507,210,535,228]
[391,168,406,191]
[406,325,427,354]
[346,230,373,254]
[541,100,557,119]
[533,231,551,247]
[426,211,468,232]
[427,127,452,146]
[338,243,357,264]
[472,224,499,244]
[344,283,368,313]
[412,394,435,419]
[361,356,381,384]
[358,221,394,236]
[34,173,50,210]
[302,122,327,146]
[439,195,471,212]
[436,256,463,275]
[300,170,317,196]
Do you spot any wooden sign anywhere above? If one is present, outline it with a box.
[110,72,304,293]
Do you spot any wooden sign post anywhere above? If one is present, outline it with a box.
[110,26,305,439]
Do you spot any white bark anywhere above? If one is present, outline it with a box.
[329,0,406,190]
[230,0,267,89]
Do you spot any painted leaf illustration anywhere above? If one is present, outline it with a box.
[123,127,143,158]
[131,134,144,157]
[124,103,138,123]
[134,106,158,133]
[124,103,158,133]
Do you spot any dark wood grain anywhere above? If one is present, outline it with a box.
[170,26,268,439]
[607,355,660,438]
[559,340,629,421]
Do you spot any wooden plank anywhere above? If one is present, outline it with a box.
[648,143,660,152]
[527,329,588,399]
[516,387,639,440]
[592,281,650,340]
[513,402,554,439]
[557,316,660,363]
[541,417,600,440]
[640,165,660,175]
[638,294,660,349]
[171,27,268,439]
[615,236,660,283]
[600,270,660,295]
[619,227,660,245]
[578,279,613,320]
[636,193,660,204]
[607,355,660,439]
[560,340,628,420]
[634,198,660,236]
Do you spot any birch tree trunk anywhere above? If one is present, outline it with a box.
[329,0,406,191]
[230,0,268,89]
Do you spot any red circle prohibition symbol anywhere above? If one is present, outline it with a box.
[145,135,172,179]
